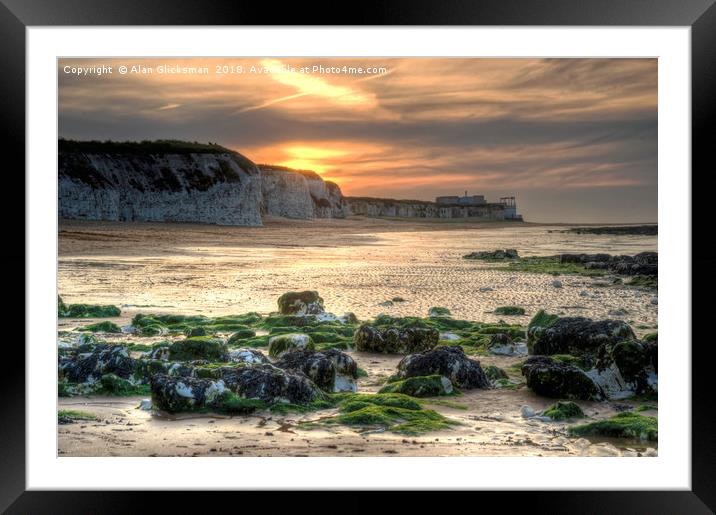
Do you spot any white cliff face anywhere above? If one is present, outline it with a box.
[59,151,263,226]
[259,166,347,219]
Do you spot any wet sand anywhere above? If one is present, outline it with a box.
[58,217,658,457]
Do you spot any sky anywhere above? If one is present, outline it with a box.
[58,57,657,223]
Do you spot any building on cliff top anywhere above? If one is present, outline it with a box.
[434,192,522,220]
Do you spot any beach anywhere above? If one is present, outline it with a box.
[58,217,658,457]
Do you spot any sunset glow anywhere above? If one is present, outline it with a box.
[58,57,657,221]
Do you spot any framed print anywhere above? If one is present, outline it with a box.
[4,0,715,511]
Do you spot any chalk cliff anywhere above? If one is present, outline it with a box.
[259,165,347,219]
[58,140,347,226]
[58,140,518,225]
[59,140,263,226]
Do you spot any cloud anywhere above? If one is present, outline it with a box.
[57,57,657,222]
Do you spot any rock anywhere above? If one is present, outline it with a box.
[488,341,528,356]
[527,311,636,357]
[277,291,325,315]
[489,333,513,346]
[99,373,136,394]
[321,348,359,392]
[558,252,657,276]
[168,337,229,362]
[521,356,603,401]
[228,348,270,365]
[226,329,257,344]
[396,346,490,389]
[483,365,508,382]
[650,296,658,305]
[378,300,394,307]
[487,333,528,356]
[551,279,563,288]
[314,312,358,325]
[354,324,439,354]
[147,345,170,361]
[187,327,208,337]
[593,339,658,397]
[608,308,629,317]
[268,333,315,358]
[464,249,519,260]
[478,287,494,292]
[150,374,228,413]
[211,364,325,404]
[542,401,585,420]
[569,412,657,441]
[138,399,153,410]
[521,405,536,418]
[274,350,336,391]
[440,332,461,341]
[379,375,454,397]
[59,344,136,383]
[428,307,451,317]
[494,306,525,316]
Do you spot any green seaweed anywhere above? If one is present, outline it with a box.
[496,256,606,277]
[60,302,121,318]
[79,321,121,333]
[569,412,657,441]
[58,409,97,421]
[493,306,526,316]
[99,374,152,396]
[543,401,585,420]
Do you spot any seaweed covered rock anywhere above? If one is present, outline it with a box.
[168,337,229,362]
[527,310,635,357]
[589,339,658,398]
[542,401,585,421]
[228,348,270,365]
[227,329,257,344]
[483,365,509,382]
[322,348,359,392]
[146,345,171,361]
[274,349,358,392]
[58,298,121,318]
[212,364,325,404]
[268,333,315,358]
[463,249,518,260]
[134,359,195,381]
[80,321,122,333]
[521,356,603,401]
[396,346,490,389]
[494,306,526,316]
[559,252,658,276]
[487,333,528,356]
[354,324,439,354]
[569,412,657,441]
[379,375,454,397]
[150,374,228,413]
[274,350,335,391]
[428,307,451,318]
[277,291,325,315]
[59,344,136,383]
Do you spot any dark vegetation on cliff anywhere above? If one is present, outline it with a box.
[59,139,257,192]
[60,138,237,156]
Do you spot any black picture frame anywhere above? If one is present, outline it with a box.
[3,0,714,511]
